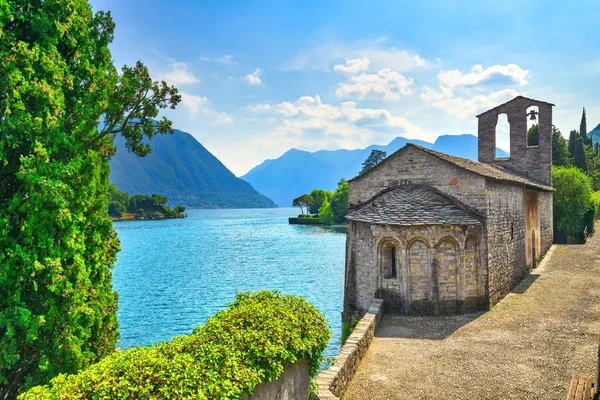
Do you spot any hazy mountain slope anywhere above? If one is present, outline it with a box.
[109,129,276,208]
[242,134,509,207]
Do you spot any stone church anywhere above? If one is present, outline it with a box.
[343,96,554,318]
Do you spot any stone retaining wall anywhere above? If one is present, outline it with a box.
[244,358,309,400]
[316,299,384,400]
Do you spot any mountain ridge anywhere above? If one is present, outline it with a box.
[109,129,276,209]
[242,134,508,207]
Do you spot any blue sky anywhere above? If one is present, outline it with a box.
[90,0,600,175]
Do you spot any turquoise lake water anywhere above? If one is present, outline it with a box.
[112,208,346,358]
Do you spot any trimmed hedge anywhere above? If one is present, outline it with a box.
[20,291,331,399]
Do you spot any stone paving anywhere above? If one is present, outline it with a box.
[344,234,600,400]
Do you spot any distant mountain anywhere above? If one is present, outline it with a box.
[242,134,509,207]
[109,129,276,209]
[589,124,600,145]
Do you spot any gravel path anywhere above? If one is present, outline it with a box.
[344,235,600,400]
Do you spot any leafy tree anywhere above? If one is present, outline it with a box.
[568,130,578,156]
[360,150,387,174]
[108,201,126,217]
[553,166,596,241]
[173,205,186,214]
[308,189,333,215]
[318,198,334,225]
[331,179,349,224]
[292,194,313,215]
[0,2,180,397]
[580,107,588,143]
[552,127,571,167]
[572,135,588,173]
[527,125,539,147]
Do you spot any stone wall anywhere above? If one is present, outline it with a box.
[477,96,553,186]
[348,146,488,213]
[316,299,384,400]
[343,221,486,316]
[485,181,528,305]
[539,191,554,257]
[244,358,309,400]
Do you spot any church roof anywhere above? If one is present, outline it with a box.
[410,145,553,191]
[347,185,483,226]
[348,144,553,192]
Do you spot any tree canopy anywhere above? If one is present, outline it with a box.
[292,194,313,215]
[553,166,595,241]
[308,189,333,215]
[360,150,387,174]
[0,1,180,397]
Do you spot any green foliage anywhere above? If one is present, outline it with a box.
[20,291,331,400]
[553,166,596,241]
[107,187,184,218]
[292,194,313,215]
[0,1,180,397]
[318,198,334,225]
[308,189,333,215]
[360,150,387,174]
[331,179,349,224]
[527,125,539,147]
[552,127,571,167]
[572,135,588,173]
[581,107,588,143]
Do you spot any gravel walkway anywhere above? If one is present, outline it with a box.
[344,235,600,400]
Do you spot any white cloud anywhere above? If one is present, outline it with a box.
[333,57,370,74]
[281,38,426,72]
[438,64,530,88]
[158,61,200,86]
[248,103,272,112]
[420,63,529,119]
[180,91,233,124]
[421,86,520,119]
[336,68,413,100]
[242,68,263,85]
[200,54,236,65]
[267,95,434,151]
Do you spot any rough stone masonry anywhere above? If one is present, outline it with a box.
[343,96,554,321]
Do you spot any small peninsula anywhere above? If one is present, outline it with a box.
[108,184,186,221]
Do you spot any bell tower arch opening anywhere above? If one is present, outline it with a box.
[496,113,510,158]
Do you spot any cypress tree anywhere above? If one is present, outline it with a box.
[568,130,579,156]
[580,107,588,143]
[572,136,588,172]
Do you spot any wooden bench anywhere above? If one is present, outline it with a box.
[567,374,597,400]
[567,331,600,400]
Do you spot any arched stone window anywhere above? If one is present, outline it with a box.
[379,239,398,279]
[436,238,459,314]
[408,239,430,313]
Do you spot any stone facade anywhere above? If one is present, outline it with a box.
[345,221,485,315]
[343,96,554,319]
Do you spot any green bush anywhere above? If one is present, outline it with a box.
[553,166,597,241]
[20,291,331,400]
[318,199,334,225]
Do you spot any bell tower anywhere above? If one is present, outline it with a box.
[477,96,554,186]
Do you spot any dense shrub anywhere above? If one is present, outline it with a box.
[20,291,331,400]
[553,166,597,241]
[318,199,334,225]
